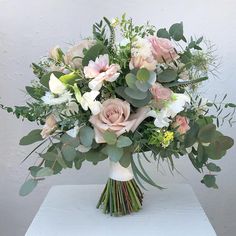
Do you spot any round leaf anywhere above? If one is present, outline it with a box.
[124,87,148,100]
[36,167,54,177]
[62,145,76,162]
[137,68,150,82]
[103,130,117,145]
[198,124,216,143]
[157,69,177,83]
[117,136,132,148]
[79,126,94,147]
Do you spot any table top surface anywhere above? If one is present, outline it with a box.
[25,184,216,236]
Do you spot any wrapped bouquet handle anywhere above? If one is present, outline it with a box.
[97,159,143,216]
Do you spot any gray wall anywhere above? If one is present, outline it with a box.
[0,0,235,235]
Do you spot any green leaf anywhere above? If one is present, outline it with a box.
[184,123,199,148]
[40,152,58,161]
[25,86,45,100]
[206,163,221,172]
[103,130,117,145]
[137,68,150,82]
[117,136,132,148]
[60,133,80,148]
[62,145,76,162]
[59,72,78,85]
[135,80,151,92]
[36,167,54,177]
[82,43,108,66]
[85,150,107,164]
[201,175,218,188]
[157,69,177,83]
[124,87,148,100]
[169,22,184,41]
[19,179,38,196]
[115,87,152,108]
[79,126,94,147]
[125,73,137,89]
[19,129,43,145]
[156,28,170,39]
[198,124,216,143]
[104,145,124,162]
[218,135,234,150]
[119,151,132,168]
[29,166,42,177]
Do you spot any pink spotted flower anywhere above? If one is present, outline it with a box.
[84,54,120,91]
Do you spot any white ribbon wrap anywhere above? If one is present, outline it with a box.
[109,160,134,181]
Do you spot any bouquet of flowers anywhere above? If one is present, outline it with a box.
[1,15,235,216]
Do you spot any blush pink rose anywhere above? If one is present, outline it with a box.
[150,83,172,101]
[173,115,190,134]
[149,36,179,63]
[89,98,150,143]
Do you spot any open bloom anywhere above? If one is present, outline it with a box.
[89,98,150,143]
[64,40,95,69]
[148,93,190,128]
[129,37,157,71]
[149,36,179,63]
[84,54,120,91]
[173,115,190,134]
[150,83,172,101]
[40,114,57,139]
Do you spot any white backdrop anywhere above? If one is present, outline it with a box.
[0,0,236,235]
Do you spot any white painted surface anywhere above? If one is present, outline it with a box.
[0,0,236,236]
[25,184,216,236]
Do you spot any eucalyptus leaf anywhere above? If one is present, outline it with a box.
[124,87,147,100]
[36,167,54,177]
[119,151,132,168]
[79,126,94,147]
[62,145,76,162]
[117,136,132,148]
[157,69,177,83]
[169,22,184,41]
[19,179,38,196]
[125,73,137,89]
[201,175,218,189]
[198,124,216,143]
[157,28,170,39]
[206,163,221,172]
[103,130,117,145]
[137,68,150,82]
[104,145,124,162]
[20,129,43,145]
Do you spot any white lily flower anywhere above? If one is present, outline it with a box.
[49,73,66,95]
[78,90,101,115]
[149,93,190,128]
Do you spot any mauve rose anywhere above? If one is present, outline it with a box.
[149,36,179,63]
[64,40,95,69]
[173,115,190,134]
[40,114,57,139]
[89,98,150,143]
[150,83,172,101]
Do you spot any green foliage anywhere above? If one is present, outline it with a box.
[102,145,124,162]
[201,175,218,189]
[40,71,64,88]
[19,179,38,196]
[156,28,170,39]
[79,126,95,147]
[169,22,185,41]
[62,145,76,162]
[82,43,108,66]
[157,69,177,83]
[19,129,43,145]
[36,167,54,177]
[206,163,221,172]
[117,136,132,148]
[103,130,117,145]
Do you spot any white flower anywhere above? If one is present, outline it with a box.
[41,91,72,105]
[131,37,153,59]
[49,74,66,95]
[148,93,190,128]
[77,90,101,115]
[62,101,79,116]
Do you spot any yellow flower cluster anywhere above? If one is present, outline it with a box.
[162,131,174,148]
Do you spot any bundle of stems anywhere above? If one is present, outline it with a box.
[97,178,143,216]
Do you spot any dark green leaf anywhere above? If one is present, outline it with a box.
[198,124,216,143]
[124,87,148,100]
[201,175,218,188]
[19,129,43,145]
[169,22,184,41]
[157,28,170,39]
[206,163,221,172]
[157,69,177,83]
[184,123,199,148]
